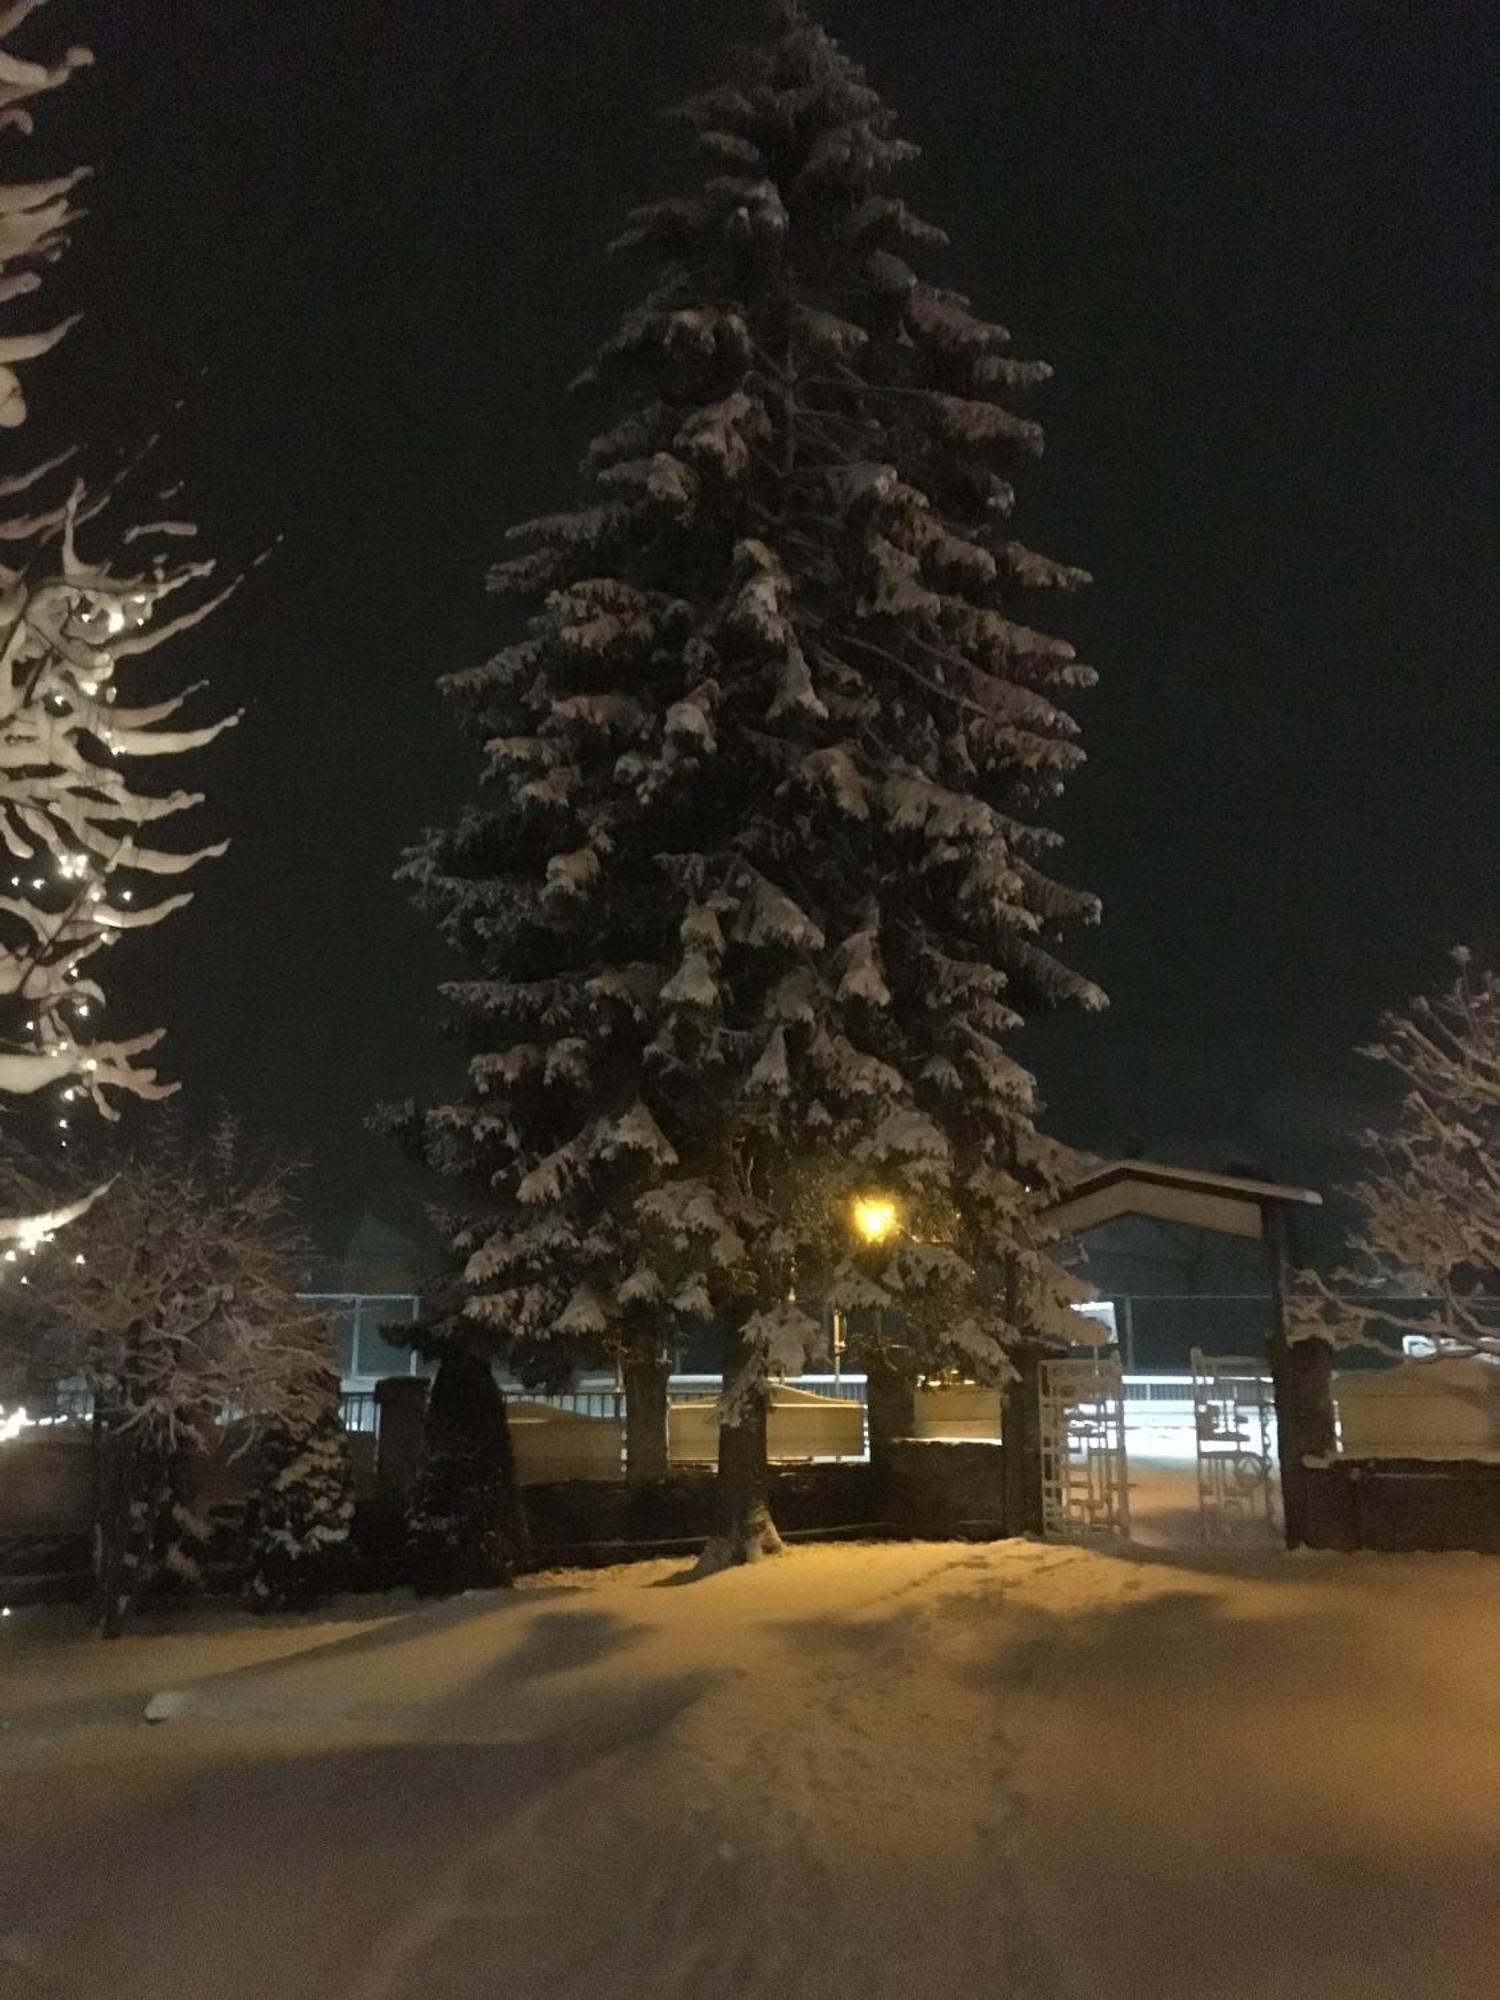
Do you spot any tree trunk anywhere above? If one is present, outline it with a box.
[695,1331,783,1575]
[623,1354,670,1485]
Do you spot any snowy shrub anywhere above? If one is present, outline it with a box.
[244,1367,355,1613]
[1295,950,1500,1361]
[407,1352,523,1597]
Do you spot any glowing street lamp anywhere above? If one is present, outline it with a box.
[852,1195,898,1247]
[848,1194,902,1385]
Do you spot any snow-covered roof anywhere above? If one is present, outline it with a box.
[1046,1160,1322,1243]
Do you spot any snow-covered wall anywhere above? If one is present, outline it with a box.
[1335,1360,1500,1461]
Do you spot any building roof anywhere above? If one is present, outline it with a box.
[1045,1159,1323,1243]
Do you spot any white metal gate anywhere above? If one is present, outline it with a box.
[1039,1353,1131,1541]
[1191,1348,1278,1543]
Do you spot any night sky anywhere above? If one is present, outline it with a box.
[27,0,1497,1250]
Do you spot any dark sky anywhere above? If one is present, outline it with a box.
[26,0,1497,1248]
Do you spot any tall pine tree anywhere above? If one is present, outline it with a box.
[399,3,1103,1568]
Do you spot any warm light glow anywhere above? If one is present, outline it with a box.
[852,1195,899,1245]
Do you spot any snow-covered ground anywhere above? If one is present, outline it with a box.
[3,1531,1498,2000]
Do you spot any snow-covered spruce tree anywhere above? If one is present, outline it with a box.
[406,1347,522,1596]
[244,1362,355,1613]
[0,1,237,1261]
[399,3,1102,1569]
[1294,951,1500,1361]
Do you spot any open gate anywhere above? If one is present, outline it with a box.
[1191,1348,1278,1543]
[1038,1352,1131,1541]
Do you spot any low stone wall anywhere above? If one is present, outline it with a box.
[3,1440,1008,1603]
[0,1427,379,1536]
[0,1530,90,1603]
[1304,1458,1500,1554]
[0,1432,91,1533]
[879,1438,1007,1541]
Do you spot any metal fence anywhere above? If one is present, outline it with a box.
[13,1369,1205,1446]
[1120,1373,1196,1408]
[660,1373,871,1406]
[500,1385,625,1422]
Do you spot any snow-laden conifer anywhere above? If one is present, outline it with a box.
[399,4,1103,1564]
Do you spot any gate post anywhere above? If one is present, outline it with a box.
[1002,1342,1045,1536]
[1263,1203,1336,1549]
[866,1347,918,1477]
[374,1375,429,1503]
[622,1353,670,1486]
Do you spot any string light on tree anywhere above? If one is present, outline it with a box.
[0,1,240,1258]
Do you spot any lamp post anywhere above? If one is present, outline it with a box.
[834,1197,898,1391]
[851,1192,898,1350]
[849,1193,915,1471]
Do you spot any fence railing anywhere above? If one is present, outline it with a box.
[660,1373,872,1406]
[331,1371,1215,1445]
[1121,1374,1196,1405]
[8,1369,1215,1450]
[500,1386,625,1423]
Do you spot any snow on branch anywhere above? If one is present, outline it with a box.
[0,4,234,1246]
[1294,951,1500,1360]
[2,1143,335,1450]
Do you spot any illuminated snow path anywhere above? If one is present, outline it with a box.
[3,1538,1499,1998]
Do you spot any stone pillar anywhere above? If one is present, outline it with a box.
[865,1347,918,1478]
[1264,1203,1336,1549]
[623,1355,670,1486]
[374,1375,429,1503]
